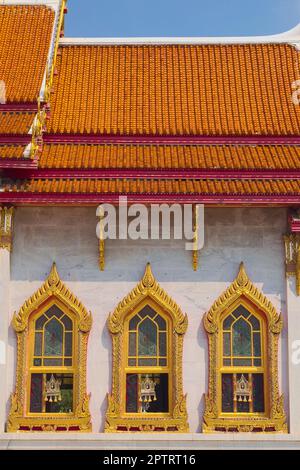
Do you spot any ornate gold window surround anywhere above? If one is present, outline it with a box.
[105,263,189,432]
[284,234,300,295]
[7,263,92,432]
[203,263,287,433]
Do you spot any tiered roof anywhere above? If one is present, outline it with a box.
[0,2,300,205]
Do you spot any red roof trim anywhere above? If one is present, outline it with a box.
[44,134,300,145]
[0,192,299,206]
[6,169,300,180]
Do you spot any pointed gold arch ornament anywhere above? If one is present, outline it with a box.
[7,263,92,432]
[105,263,189,432]
[203,263,287,433]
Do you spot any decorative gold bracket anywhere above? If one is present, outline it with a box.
[284,234,300,295]
[0,207,14,252]
[98,205,105,271]
[7,263,92,432]
[192,205,198,271]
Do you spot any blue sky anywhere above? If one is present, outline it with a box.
[65,0,300,37]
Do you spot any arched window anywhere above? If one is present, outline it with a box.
[7,264,92,432]
[203,263,287,433]
[105,263,189,432]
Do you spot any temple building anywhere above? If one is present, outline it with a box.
[1,0,300,449]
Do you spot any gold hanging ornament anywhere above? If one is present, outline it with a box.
[234,374,252,403]
[45,374,62,403]
[139,375,157,412]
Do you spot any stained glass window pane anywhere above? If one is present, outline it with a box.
[155,314,166,330]
[138,358,157,366]
[254,358,262,367]
[223,332,231,357]
[44,318,63,357]
[248,314,260,330]
[253,332,261,357]
[233,358,252,366]
[159,358,167,366]
[30,374,43,413]
[64,358,72,366]
[34,358,42,366]
[129,332,136,357]
[222,374,234,412]
[138,318,157,356]
[232,306,250,319]
[223,314,234,330]
[34,332,42,357]
[232,318,251,357]
[159,332,166,357]
[129,314,140,330]
[223,358,231,366]
[61,314,73,331]
[65,332,73,357]
[45,374,73,413]
[43,358,63,366]
[45,305,63,319]
[253,374,265,413]
[128,358,136,366]
[126,374,138,413]
[138,306,156,319]
[35,314,47,330]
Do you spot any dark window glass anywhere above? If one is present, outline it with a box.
[222,374,234,412]
[129,332,136,357]
[159,332,167,357]
[128,358,136,366]
[35,314,47,330]
[233,358,252,366]
[232,306,250,319]
[65,332,73,357]
[232,318,251,357]
[34,332,42,357]
[223,332,231,357]
[253,332,261,357]
[126,374,138,413]
[138,306,156,319]
[223,314,234,330]
[43,358,63,366]
[44,318,63,357]
[129,315,140,330]
[253,374,265,412]
[155,314,166,330]
[223,358,231,366]
[248,314,260,330]
[138,318,157,356]
[159,358,167,366]
[254,358,262,367]
[64,358,72,366]
[138,358,157,366]
[146,374,168,413]
[30,374,43,413]
[33,358,42,366]
[61,315,73,331]
[45,305,63,319]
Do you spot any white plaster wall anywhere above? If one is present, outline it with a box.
[5,206,288,433]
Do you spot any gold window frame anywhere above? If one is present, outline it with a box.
[203,262,287,433]
[7,263,92,432]
[105,263,189,432]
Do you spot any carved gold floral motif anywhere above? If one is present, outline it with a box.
[203,262,287,433]
[7,263,92,432]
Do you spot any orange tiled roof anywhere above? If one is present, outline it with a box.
[0,5,55,102]
[48,44,300,136]
[0,112,35,134]
[5,178,300,195]
[38,143,300,170]
[0,144,25,159]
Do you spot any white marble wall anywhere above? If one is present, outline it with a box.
[3,206,289,433]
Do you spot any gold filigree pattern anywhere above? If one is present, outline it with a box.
[105,263,189,432]
[0,206,14,251]
[203,262,287,433]
[7,263,92,432]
